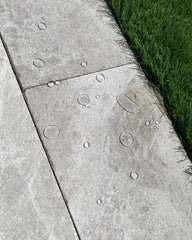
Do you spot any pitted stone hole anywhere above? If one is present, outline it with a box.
[96,74,105,82]
[33,58,44,68]
[43,125,60,139]
[145,121,151,126]
[81,61,87,68]
[83,142,90,148]
[38,22,47,30]
[97,199,102,205]
[130,171,139,180]
[47,82,54,88]
[77,94,90,106]
[135,92,144,101]
[119,132,133,147]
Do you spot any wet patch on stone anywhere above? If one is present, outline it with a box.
[43,125,60,139]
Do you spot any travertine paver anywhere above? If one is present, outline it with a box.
[25,64,192,240]
[0,0,134,89]
[0,39,78,240]
[1,0,192,239]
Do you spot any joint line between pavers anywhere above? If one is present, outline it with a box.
[22,94,82,240]
[0,33,82,240]
[0,33,24,93]
[24,61,139,91]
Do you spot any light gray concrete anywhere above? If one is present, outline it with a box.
[0,39,78,240]
[0,0,135,89]
[25,64,192,240]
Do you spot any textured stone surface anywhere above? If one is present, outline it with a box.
[1,0,192,238]
[0,39,78,240]
[25,64,192,240]
[0,0,135,89]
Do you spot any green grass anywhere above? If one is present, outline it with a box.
[106,0,192,159]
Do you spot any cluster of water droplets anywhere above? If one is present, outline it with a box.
[145,118,160,132]
[47,81,61,87]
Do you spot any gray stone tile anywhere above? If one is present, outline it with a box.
[0,0,135,89]
[0,39,78,240]
[25,64,192,240]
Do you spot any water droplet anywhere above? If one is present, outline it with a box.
[96,95,100,99]
[119,132,133,147]
[97,199,102,205]
[38,22,47,30]
[83,142,90,148]
[155,121,159,125]
[55,81,61,85]
[81,61,87,68]
[145,121,150,126]
[33,58,44,68]
[96,74,105,82]
[135,92,144,101]
[77,94,90,106]
[130,171,139,180]
[44,125,60,139]
[47,82,54,88]
[154,127,159,131]
[82,105,86,109]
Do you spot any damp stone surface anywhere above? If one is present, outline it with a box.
[25,64,192,240]
[1,0,192,239]
[0,0,135,89]
[0,39,78,240]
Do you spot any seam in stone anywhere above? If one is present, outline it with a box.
[0,34,82,240]
[24,61,139,91]
[0,33,24,93]
[23,94,82,240]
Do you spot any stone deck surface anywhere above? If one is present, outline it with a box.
[0,0,134,89]
[0,0,192,239]
[0,40,78,240]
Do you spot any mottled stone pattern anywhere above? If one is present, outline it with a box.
[1,0,192,239]
[0,0,135,89]
[0,40,78,240]
[26,65,192,240]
